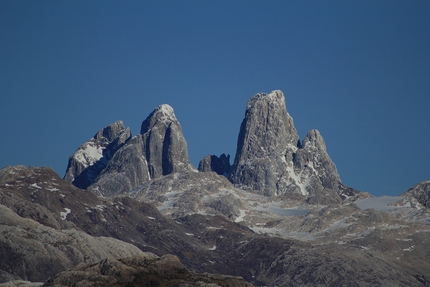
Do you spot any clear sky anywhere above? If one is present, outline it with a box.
[1,1,429,197]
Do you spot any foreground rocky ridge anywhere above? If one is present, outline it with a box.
[44,253,254,287]
[2,165,430,286]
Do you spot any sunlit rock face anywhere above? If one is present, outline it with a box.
[229,90,344,201]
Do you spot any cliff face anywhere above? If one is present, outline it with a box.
[229,90,343,201]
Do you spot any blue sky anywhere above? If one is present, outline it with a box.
[1,1,429,196]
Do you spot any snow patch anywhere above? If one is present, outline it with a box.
[234,209,246,223]
[30,183,42,189]
[60,208,71,220]
[285,166,309,195]
[95,205,106,211]
[74,143,104,167]
[208,246,217,251]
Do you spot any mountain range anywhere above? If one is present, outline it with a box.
[1,90,430,286]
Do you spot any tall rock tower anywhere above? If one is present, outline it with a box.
[229,90,344,202]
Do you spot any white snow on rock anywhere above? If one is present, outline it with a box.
[73,143,104,168]
[30,183,42,189]
[60,208,71,220]
[286,166,309,195]
[154,104,177,122]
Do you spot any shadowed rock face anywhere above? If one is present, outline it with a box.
[198,154,231,175]
[85,104,194,197]
[229,91,344,200]
[63,121,131,189]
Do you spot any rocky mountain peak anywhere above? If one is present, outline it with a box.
[229,90,346,199]
[140,104,177,134]
[80,104,193,197]
[63,120,131,189]
[235,90,299,160]
[140,104,193,179]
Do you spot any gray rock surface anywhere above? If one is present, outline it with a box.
[140,104,193,178]
[44,254,254,287]
[403,180,430,207]
[2,165,430,286]
[88,104,194,197]
[198,154,231,175]
[88,136,151,196]
[229,91,299,196]
[229,90,358,202]
[63,121,131,189]
[0,204,143,283]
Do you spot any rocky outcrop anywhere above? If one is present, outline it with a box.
[198,154,231,175]
[0,165,212,272]
[132,171,245,220]
[44,253,254,287]
[63,121,131,189]
[0,204,144,283]
[403,180,430,207]
[75,104,194,197]
[229,90,352,201]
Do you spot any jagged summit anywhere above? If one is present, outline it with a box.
[237,90,299,158]
[140,104,177,134]
[65,90,359,202]
[63,120,131,189]
[140,103,192,179]
[228,90,352,202]
[78,104,193,197]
